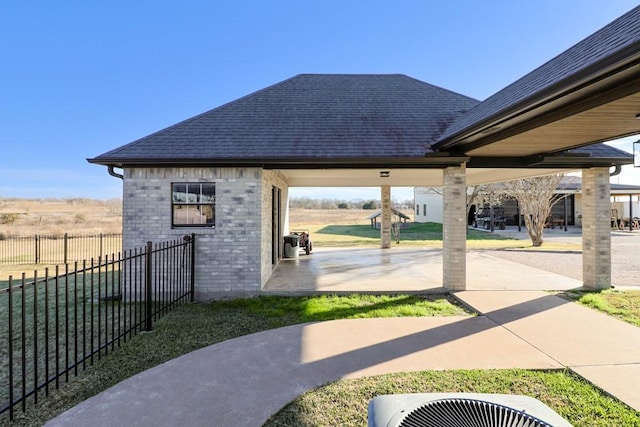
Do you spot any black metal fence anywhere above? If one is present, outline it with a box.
[0,234,195,420]
[0,233,123,265]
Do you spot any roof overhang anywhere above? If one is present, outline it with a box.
[86,154,471,169]
[435,41,640,156]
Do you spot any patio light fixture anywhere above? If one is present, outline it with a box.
[380,170,390,178]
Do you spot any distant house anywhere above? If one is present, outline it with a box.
[414,179,640,227]
[414,187,444,223]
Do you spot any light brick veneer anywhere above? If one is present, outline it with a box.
[443,164,467,290]
[581,167,611,289]
[381,185,391,249]
[123,167,288,300]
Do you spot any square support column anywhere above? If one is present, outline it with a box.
[443,164,467,290]
[380,185,392,249]
[582,167,611,289]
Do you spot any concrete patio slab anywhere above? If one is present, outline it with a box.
[264,247,584,293]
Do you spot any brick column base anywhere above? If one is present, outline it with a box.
[443,165,467,290]
[381,185,391,249]
[582,168,611,289]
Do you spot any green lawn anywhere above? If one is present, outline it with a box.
[559,289,640,327]
[4,293,639,426]
[310,222,574,250]
[2,294,466,426]
[264,369,640,427]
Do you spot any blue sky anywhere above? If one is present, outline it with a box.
[1,1,638,201]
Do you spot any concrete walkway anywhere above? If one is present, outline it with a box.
[46,290,640,427]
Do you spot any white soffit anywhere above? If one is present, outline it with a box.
[279,168,576,187]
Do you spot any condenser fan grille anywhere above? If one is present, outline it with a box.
[368,394,572,427]
[398,398,550,427]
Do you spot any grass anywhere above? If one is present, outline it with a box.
[2,294,467,426]
[0,272,640,426]
[6,293,639,426]
[264,369,640,427]
[0,268,162,418]
[312,222,526,249]
[5,290,640,425]
[225,293,469,320]
[559,289,640,327]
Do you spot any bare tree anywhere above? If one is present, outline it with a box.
[469,174,573,246]
[500,174,567,247]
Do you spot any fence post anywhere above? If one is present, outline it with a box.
[190,233,196,302]
[8,276,14,420]
[99,233,103,257]
[145,241,153,331]
[63,233,68,265]
[35,235,39,264]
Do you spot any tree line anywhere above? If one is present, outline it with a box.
[289,197,414,210]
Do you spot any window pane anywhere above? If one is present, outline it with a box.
[185,184,200,203]
[172,183,215,227]
[200,184,215,203]
[173,205,210,225]
[172,184,187,202]
[200,204,215,225]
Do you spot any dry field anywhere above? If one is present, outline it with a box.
[0,198,122,236]
[0,198,123,277]
[0,200,405,237]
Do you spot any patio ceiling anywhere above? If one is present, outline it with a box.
[464,83,640,158]
[278,167,577,187]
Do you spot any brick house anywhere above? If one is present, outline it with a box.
[90,7,640,299]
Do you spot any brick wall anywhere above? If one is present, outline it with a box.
[123,167,269,300]
[260,170,290,287]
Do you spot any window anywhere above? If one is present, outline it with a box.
[172,183,215,227]
[423,204,427,217]
[416,205,419,215]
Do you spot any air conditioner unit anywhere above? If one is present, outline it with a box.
[368,393,573,427]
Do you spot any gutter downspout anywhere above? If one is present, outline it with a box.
[610,164,622,177]
[108,165,124,180]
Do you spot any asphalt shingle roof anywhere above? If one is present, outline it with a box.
[436,5,640,145]
[570,143,634,159]
[91,74,479,164]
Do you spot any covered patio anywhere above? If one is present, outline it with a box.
[89,7,640,297]
[263,246,583,293]
[272,7,640,291]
